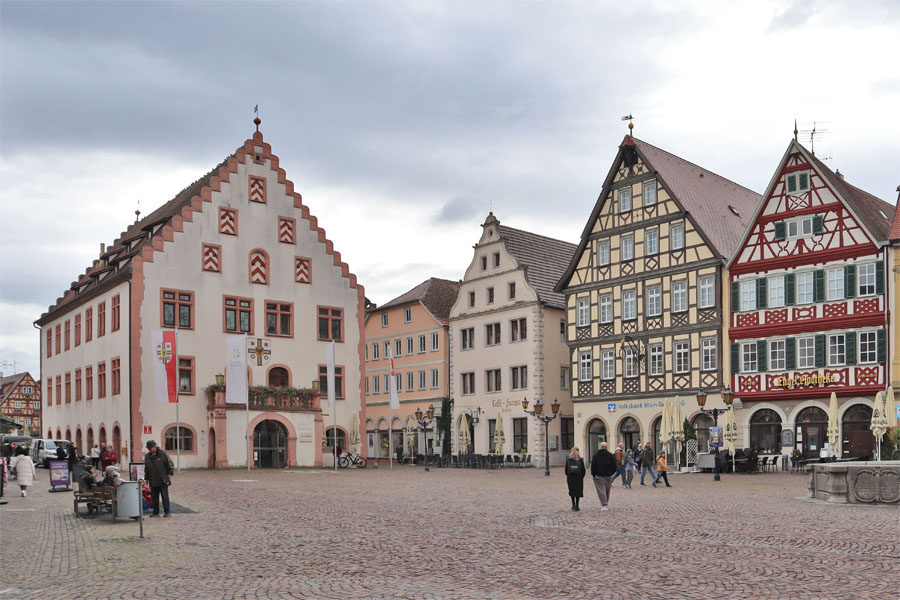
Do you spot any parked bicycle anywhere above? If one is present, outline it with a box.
[338,452,367,469]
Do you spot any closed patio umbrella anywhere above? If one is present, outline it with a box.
[405,417,417,457]
[826,392,839,458]
[350,412,360,454]
[724,406,738,472]
[671,399,685,470]
[458,413,470,455]
[870,391,888,460]
[885,386,897,430]
[493,412,505,455]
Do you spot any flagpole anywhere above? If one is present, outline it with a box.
[332,341,337,471]
[174,327,180,474]
[245,334,250,472]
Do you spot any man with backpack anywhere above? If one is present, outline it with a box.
[610,443,627,487]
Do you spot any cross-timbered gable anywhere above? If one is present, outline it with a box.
[0,372,41,435]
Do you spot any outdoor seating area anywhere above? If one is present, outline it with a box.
[420,453,532,469]
[73,485,119,520]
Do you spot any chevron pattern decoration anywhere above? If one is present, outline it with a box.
[202,244,221,272]
[249,250,268,284]
[249,176,266,203]
[295,257,311,284]
[219,208,237,235]
[279,217,295,244]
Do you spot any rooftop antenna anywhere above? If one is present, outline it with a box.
[135,199,141,223]
[799,121,830,156]
[793,119,798,141]
[0,355,19,374]
[253,104,261,132]
[621,114,634,135]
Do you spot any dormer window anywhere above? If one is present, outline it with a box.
[785,171,810,194]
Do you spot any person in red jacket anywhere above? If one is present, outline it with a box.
[101,444,118,470]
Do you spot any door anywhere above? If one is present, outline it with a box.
[253,420,287,468]
[367,432,375,458]
[795,407,827,459]
[842,404,874,459]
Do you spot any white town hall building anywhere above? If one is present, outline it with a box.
[36,122,365,469]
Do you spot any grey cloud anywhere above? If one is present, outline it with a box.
[433,195,485,224]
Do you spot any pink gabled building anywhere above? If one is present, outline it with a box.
[363,278,459,461]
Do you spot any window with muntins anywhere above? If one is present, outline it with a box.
[858,264,876,296]
[601,350,615,380]
[647,287,662,317]
[675,342,689,373]
[742,342,757,372]
[649,345,664,375]
[597,240,610,266]
[224,296,253,334]
[859,331,877,363]
[670,222,684,250]
[621,235,634,261]
[600,295,612,323]
[741,281,756,311]
[162,290,193,329]
[769,340,785,371]
[699,276,714,308]
[623,291,636,321]
[702,339,717,371]
[510,318,527,342]
[576,298,590,326]
[579,351,592,381]
[265,302,292,337]
[645,228,659,255]
[618,187,632,212]
[643,181,657,206]
[828,334,845,366]
[768,276,785,308]
[317,307,343,342]
[672,282,687,313]
[797,272,814,304]
[624,349,638,378]
[827,268,844,301]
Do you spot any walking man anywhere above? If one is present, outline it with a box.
[590,442,617,511]
[639,442,657,486]
[610,443,627,487]
[144,440,174,517]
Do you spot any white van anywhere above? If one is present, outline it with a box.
[30,438,71,468]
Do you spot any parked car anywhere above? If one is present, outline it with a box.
[30,438,71,468]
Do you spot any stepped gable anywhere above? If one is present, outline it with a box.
[375,278,460,324]
[498,225,576,310]
[631,137,761,259]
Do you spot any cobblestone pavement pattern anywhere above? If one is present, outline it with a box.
[1,465,898,599]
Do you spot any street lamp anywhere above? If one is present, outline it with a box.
[696,388,735,481]
[522,398,560,476]
[413,405,436,472]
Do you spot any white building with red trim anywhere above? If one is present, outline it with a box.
[36,123,365,469]
[727,138,894,460]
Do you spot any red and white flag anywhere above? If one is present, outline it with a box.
[152,330,178,403]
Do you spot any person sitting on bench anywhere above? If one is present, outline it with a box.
[78,465,99,493]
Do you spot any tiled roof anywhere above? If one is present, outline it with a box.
[498,225,577,310]
[37,158,230,323]
[632,138,761,259]
[806,152,895,242]
[375,278,460,324]
[889,189,900,240]
[0,373,27,401]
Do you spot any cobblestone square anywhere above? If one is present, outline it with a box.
[2,466,897,599]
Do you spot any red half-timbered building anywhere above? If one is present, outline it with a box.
[727,138,894,459]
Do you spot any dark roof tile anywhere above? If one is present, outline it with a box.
[498,225,577,309]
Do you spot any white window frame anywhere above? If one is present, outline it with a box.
[769,339,785,371]
[670,222,685,250]
[643,180,657,206]
[741,280,756,312]
[407,371,414,391]
[649,344,664,376]
[396,373,402,392]
[600,295,613,324]
[579,351,593,381]
[699,276,714,309]
[742,342,757,373]
[798,337,815,369]
[373,376,381,394]
[381,313,388,328]
[768,276,785,308]
[788,216,814,238]
[785,171,810,194]
[406,336,414,355]
[597,240,610,266]
[858,263,876,296]
[404,308,412,323]
[701,338,717,371]
[623,290,636,321]
[576,298,590,327]
[672,281,687,313]
[418,334,426,354]
[796,272,814,304]
[601,350,615,380]
[624,349,638,379]
[647,286,662,317]
[418,370,426,390]
[645,228,659,256]
[828,334,845,366]
[372,342,380,360]
[431,332,439,351]
[431,368,440,389]
[674,341,689,374]
[621,235,634,261]
[827,268,844,301]
[395,339,402,358]
[859,331,877,364]
[618,187,632,212]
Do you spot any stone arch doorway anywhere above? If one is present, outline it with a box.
[253,419,288,468]
[585,418,607,456]
[842,404,874,459]
[619,417,640,451]
[112,426,121,463]
[795,406,827,459]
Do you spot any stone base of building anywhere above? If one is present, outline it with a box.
[807,461,900,504]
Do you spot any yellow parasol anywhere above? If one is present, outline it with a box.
[724,405,737,456]
[349,412,360,454]
[885,386,897,430]
[671,399,685,469]
[405,416,417,455]
[458,413,470,454]
[826,392,839,458]
[494,412,505,454]
[870,391,889,460]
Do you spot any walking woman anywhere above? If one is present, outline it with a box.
[11,447,35,497]
[624,449,639,489]
[564,447,586,511]
[653,451,672,487]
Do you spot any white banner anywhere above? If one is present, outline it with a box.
[326,341,336,410]
[225,334,249,404]
[388,346,400,410]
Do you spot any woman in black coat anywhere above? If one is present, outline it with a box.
[564,447,586,511]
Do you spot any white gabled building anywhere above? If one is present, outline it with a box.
[36,123,365,469]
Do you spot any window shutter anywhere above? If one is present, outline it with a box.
[756,278,767,309]
[876,260,885,295]
[813,270,825,303]
[731,281,739,313]
[757,340,767,372]
[785,274,795,306]
[845,332,857,366]
[815,334,826,368]
[774,222,786,241]
[731,343,740,374]
[785,337,796,370]
[844,265,856,298]
[812,215,824,234]
[877,329,887,364]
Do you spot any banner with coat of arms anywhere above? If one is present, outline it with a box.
[152,330,178,403]
[247,338,272,366]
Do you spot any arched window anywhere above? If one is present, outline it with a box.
[76,428,83,451]
[87,427,94,451]
[164,426,194,452]
[113,426,121,455]
[692,414,713,451]
[842,404,874,458]
[47,428,53,439]
[99,427,107,445]
[65,427,72,442]
[325,427,346,454]
[268,367,289,387]
[619,417,640,451]
[586,419,607,455]
[749,409,782,454]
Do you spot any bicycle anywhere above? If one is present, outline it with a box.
[338,452,367,469]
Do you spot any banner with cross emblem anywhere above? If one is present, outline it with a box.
[247,338,272,366]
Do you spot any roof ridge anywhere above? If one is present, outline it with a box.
[808,152,895,212]
[497,224,577,248]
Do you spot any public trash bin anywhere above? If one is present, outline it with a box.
[116,481,141,518]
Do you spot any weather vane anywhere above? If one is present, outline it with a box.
[621,113,634,134]
[253,104,261,131]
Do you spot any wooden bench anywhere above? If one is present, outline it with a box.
[73,486,119,520]
[73,491,97,517]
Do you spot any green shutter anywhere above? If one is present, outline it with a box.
[876,260,885,295]
[845,265,856,299]
[813,270,825,303]
[785,274,795,306]
[785,337,796,370]
[731,281,740,313]
[812,215,824,234]
[845,332,857,366]
[774,221,786,241]
[757,278,767,309]
[878,329,887,364]
[731,343,741,374]
[815,334,826,368]
[757,340,767,372]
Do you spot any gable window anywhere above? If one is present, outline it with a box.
[672,281,687,313]
[827,268,844,301]
[798,337,815,368]
[431,332,439,351]
[600,294,613,323]
[511,365,527,390]
[480,256,487,271]
[404,308,412,323]
[741,281,756,311]
[597,240,610,266]
[601,350,615,380]
[702,338,717,371]
[699,276,715,309]
[162,289,194,329]
[623,290,636,321]
[493,252,500,268]
[859,331,877,364]
[769,340,785,371]
[510,318,527,342]
[487,287,494,304]
[265,302,293,337]
[461,327,475,350]
[742,342,757,373]
[579,351,593,381]
[317,307,343,342]
[785,171,810,194]
[787,216,813,238]
[381,313,388,328]
[486,368,502,392]
[647,286,662,317]
[675,342,689,373]
[670,222,685,250]
[796,272,814,304]
[621,235,634,261]
[858,263,876,296]
[618,187,632,212]
[828,334,845,366]
[461,372,475,395]
[768,276,785,308]
[649,345,664,376]
[224,296,253,334]
[645,228,659,255]
[508,282,516,299]
[643,181,657,206]
[576,298,590,327]
[485,323,501,346]
[468,291,475,308]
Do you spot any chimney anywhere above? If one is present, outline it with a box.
[100,243,106,255]
[835,169,844,180]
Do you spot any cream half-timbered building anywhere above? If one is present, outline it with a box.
[0,373,41,436]
[557,135,760,457]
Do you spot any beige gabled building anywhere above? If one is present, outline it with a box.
[448,213,576,467]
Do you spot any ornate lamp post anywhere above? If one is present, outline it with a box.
[522,398,560,476]
[413,405,436,472]
[696,388,735,481]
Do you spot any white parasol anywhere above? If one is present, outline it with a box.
[826,392,839,458]
[458,413,470,454]
[494,412,505,455]
[870,391,889,460]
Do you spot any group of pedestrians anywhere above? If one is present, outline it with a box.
[88,444,120,471]
[565,440,674,511]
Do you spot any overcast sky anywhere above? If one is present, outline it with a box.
[1,0,898,379]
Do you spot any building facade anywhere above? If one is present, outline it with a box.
[36,124,365,469]
[727,139,893,460]
[0,373,41,436]
[448,213,575,468]
[363,278,458,461]
[557,135,760,459]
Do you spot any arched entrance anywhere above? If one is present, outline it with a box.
[254,420,288,468]
[112,426,121,463]
[842,404,874,459]
[99,426,107,446]
[750,409,782,454]
[76,428,83,452]
[619,417,640,451]
[87,427,94,452]
[795,407,827,458]
[208,428,217,469]
[586,419,607,455]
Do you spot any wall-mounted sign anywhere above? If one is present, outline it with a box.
[143,425,152,434]
[781,429,794,447]
[607,403,617,413]
[773,373,837,388]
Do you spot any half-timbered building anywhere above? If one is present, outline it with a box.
[35,121,365,469]
[0,373,41,436]
[727,138,894,460]
[557,135,760,458]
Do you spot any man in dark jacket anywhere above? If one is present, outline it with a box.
[610,443,627,487]
[640,442,657,486]
[590,442,617,510]
[144,440,175,517]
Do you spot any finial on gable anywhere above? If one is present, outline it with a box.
[135,199,141,223]
[622,113,634,135]
[253,104,261,132]
[793,119,798,141]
